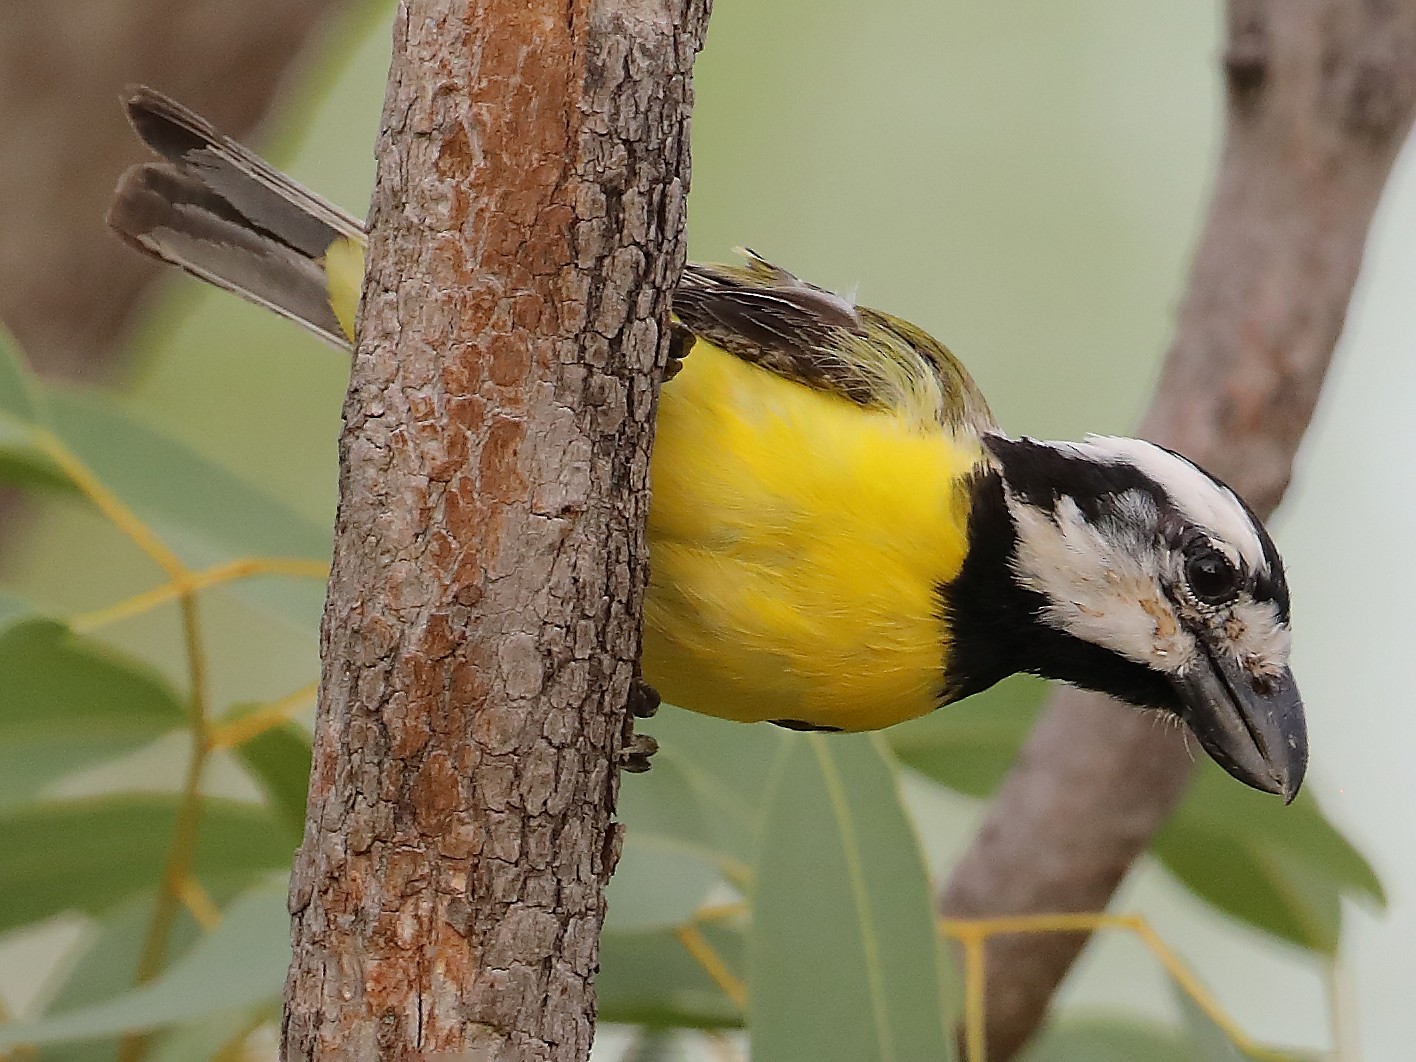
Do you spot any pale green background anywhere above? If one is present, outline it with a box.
[4,0,1412,1055]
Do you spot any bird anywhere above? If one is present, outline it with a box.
[108,86,1307,800]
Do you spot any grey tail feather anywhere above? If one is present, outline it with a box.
[108,85,365,351]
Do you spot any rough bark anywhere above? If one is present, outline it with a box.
[940,2,1416,1058]
[280,1,709,1059]
[0,0,348,379]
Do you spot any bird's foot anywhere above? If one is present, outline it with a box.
[619,677,661,772]
[628,678,661,719]
[618,732,659,774]
[664,322,693,382]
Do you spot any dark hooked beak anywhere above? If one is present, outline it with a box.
[1172,646,1308,802]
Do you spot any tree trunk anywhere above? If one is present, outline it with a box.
[280,1,710,1059]
[939,2,1416,1058]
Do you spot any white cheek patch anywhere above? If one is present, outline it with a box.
[1008,490,1199,672]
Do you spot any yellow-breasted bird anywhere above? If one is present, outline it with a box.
[108,87,1307,800]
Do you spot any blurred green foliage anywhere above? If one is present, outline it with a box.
[0,316,1375,1058]
[0,2,1387,1060]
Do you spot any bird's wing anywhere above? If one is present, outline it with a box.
[675,253,996,434]
[109,88,995,434]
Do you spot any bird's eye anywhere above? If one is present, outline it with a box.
[1184,546,1239,605]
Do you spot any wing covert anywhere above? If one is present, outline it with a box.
[674,252,995,434]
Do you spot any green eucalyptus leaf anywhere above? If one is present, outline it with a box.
[750,733,955,1062]
[607,752,725,932]
[0,427,72,493]
[0,324,44,423]
[0,326,77,491]
[0,590,35,631]
[1154,762,1383,954]
[599,921,746,1029]
[223,708,312,845]
[45,893,165,1016]
[886,676,1046,798]
[146,1006,274,1062]
[1172,978,1323,1061]
[0,879,289,1047]
[0,796,294,935]
[650,707,786,875]
[30,892,203,1062]
[1021,1015,1193,1062]
[35,880,269,1062]
[44,390,329,630]
[0,618,187,807]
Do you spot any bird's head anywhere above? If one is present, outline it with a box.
[949,434,1307,800]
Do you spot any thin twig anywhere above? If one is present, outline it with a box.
[675,924,747,1011]
[207,681,319,750]
[71,557,327,633]
[33,430,184,578]
[940,912,1313,1062]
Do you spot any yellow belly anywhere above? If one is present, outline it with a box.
[643,340,983,732]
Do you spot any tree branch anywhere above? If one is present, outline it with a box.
[939,2,1416,1057]
[279,1,709,1059]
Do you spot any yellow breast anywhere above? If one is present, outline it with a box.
[643,339,983,732]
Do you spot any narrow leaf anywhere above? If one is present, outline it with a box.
[1021,1015,1193,1062]
[46,391,329,629]
[607,751,725,931]
[42,892,189,1016]
[887,676,1046,798]
[146,1008,276,1062]
[1154,762,1383,954]
[0,619,186,806]
[750,733,955,1062]
[0,796,294,934]
[0,327,72,491]
[599,921,746,1029]
[1173,978,1323,1061]
[650,706,787,871]
[0,879,289,1047]
[0,324,42,423]
[227,714,312,846]
[0,590,34,630]
[147,1006,275,1062]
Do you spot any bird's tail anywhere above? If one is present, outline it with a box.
[107,85,365,351]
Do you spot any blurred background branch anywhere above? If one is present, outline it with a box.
[938,1,1416,1056]
[0,0,351,380]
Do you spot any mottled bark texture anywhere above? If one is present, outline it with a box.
[0,0,346,379]
[940,2,1416,1058]
[280,1,710,1059]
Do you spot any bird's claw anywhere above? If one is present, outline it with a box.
[629,678,661,719]
[665,322,693,382]
[618,732,659,773]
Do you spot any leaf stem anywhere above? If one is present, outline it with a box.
[674,923,747,1010]
[939,912,1307,1062]
[1327,957,1357,1062]
[32,430,185,579]
[70,557,328,633]
[206,681,319,750]
[115,592,212,1062]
